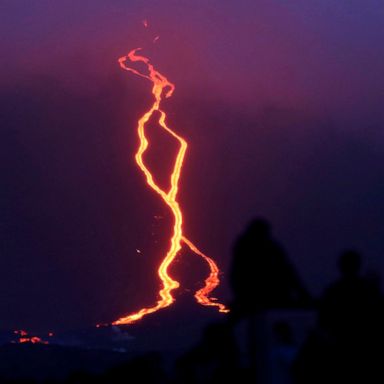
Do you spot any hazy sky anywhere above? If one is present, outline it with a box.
[1,0,383,330]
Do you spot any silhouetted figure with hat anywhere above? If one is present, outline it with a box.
[230,218,310,319]
[229,218,310,382]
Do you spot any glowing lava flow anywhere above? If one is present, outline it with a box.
[113,49,228,325]
[12,330,52,345]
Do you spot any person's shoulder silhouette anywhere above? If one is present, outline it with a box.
[230,218,310,317]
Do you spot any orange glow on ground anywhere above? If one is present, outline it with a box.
[13,330,51,345]
[112,48,228,325]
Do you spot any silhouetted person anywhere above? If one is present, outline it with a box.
[294,250,384,383]
[230,218,310,318]
[229,219,310,382]
[319,250,381,341]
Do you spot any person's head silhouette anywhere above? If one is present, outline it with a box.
[245,218,271,239]
[338,250,361,278]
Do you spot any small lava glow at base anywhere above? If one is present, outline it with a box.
[112,47,228,325]
[12,330,53,345]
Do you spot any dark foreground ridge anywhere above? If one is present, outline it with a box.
[2,218,383,384]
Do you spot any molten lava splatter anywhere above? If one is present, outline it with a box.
[113,48,228,325]
[12,330,52,345]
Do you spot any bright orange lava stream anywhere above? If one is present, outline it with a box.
[113,48,228,325]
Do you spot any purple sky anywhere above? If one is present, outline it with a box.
[1,0,383,331]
